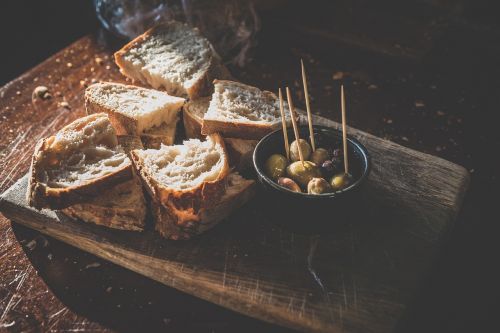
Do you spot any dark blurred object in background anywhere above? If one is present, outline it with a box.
[94,0,260,66]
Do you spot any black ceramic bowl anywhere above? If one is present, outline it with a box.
[253,125,371,230]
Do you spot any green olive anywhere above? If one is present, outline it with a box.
[278,177,302,193]
[264,154,288,180]
[290,139,312,162]
[307,177,332,194]
[286,161,322,188]
[330,173,352,191]
[310,148,330,165]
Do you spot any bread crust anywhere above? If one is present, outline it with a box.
[27,138,134,210]
[224,138,258,172]
[153,174,256,240]
[114,22,231,99]
[202,118,279,140]
[140,133,174,149]
[182,97,210,139]
[63,206,144,231]
[130,133,230,228]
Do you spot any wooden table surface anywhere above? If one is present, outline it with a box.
[1,1,499,332]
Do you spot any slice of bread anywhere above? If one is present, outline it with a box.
[85,82,184,136]
[201,80,289,140]
[28,114,134,210]
[61,135,146,231]
[114,21,231,99]
[130,133,230,230]
[153,173,255,240]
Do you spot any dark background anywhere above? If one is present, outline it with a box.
[0,0,499,332]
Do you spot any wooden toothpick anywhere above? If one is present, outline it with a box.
[286,87,304,164]
[278,88,290,161]
[341,85,349,175]
[301,59,316,151]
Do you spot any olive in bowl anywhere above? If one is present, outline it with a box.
[253,125,371,229]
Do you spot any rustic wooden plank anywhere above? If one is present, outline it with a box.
[0,115,469,333]
[0,35,469,333]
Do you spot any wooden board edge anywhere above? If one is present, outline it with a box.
[0,197,342,333]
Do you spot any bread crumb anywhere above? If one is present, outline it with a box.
[59,101,71,109]
[95,57,104,65]
[368,84,378,90]
[67,62,73,68]
[25,239,37,251]
[84,262,101,269]
[105,65,111,70]
[16,91,21,95]
[80,80,87,87]
[33,86,51,100]
[415,100,425,107]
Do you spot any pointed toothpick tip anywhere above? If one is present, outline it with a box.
[340,85,349,175]
[286,87,305,165]
[301,59,316,151]
[278,87,290,161]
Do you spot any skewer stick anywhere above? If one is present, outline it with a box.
[278,88,290,161]
[301,59,316,151]
[341,85,349,174]
[286,87,304,164]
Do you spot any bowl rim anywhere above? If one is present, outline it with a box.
[253,125,371,199]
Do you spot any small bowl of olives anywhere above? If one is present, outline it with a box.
[253,125,371,229]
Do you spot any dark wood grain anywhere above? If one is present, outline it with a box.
[0,34,469,332]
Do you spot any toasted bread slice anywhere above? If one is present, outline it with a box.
[27,114,134,210]
[85,82,184,135]
[61,135,146,231]
[114,21,231,99]
[130,133,230,229]
[201,80,290,140]
[153,173,255,240]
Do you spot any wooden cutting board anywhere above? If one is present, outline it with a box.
[0,36,469,333]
